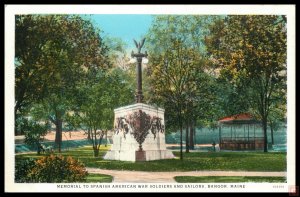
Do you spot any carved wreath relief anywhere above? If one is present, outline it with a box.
[115,117,130,138]
[114,110,164,150]
[150,116,164,139]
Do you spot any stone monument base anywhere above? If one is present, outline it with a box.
[103,103,175,162]
[104,149,174,161]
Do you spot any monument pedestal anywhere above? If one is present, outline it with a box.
[104,103,175,162]
[135,150,146,161]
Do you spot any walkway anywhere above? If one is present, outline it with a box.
[86,168,286,183]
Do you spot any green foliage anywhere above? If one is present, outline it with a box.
[15,158,37,183]
[73,67,133,157]
[15,156,112,183]
[205,15,287,152]
[268,89,286,131]
[24,121,48,154]
[103,36,131,70]
[15,15,107,115]
[15,115,30,135]
[213,77,251,118]
[146,15,222,129]
[174,176,286,183]
[15,14,111,151]
[27,155,88,183]
[146,15,221,158]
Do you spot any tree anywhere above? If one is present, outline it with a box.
[24,121,48,154]
[15,15,109,152]
[146,15,217,159]
[75,68,133,157]
[206,15,287,152]
[147,39,200,159]
[104,36,131,70]
[268,101,286,145]
[20,102,51,154]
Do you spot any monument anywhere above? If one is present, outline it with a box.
[104,38,175,161]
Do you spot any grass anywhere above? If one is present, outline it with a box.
[16,145,286,172]
[86,173,113,183]
[174,176,286,183]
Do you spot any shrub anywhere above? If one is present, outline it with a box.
[28,155,88,183]
[15,158,37,183]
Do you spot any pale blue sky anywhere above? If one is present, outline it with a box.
[88,14,153,50]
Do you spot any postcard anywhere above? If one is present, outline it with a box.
[5,4,296,193]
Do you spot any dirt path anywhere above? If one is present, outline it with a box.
[86,168,286,183]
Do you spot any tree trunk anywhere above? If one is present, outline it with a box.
[93,147,99,157]
[262,119,268,152]
[55,118,63,153]
[15,102,22,134]
[180,123,183,160]
[94,129,98,147]
[105,130,108,147]
[271,129,274,145]
[219,126,221,145]
[185,124,189,153]
[37,142,41,155]
[178,106,183,160]
[270,123,274,145]
[15,113,19,135]
[194,127,197,145]
[189,121,194,150]
[87,128,91,140]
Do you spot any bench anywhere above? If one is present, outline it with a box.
[40,144,54,154]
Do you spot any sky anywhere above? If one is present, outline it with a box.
[88,15,153,51]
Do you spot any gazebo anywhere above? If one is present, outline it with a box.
[218,113,264,151]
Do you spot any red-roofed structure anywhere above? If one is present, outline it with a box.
[219,113,260,124]
[218,113,263,151]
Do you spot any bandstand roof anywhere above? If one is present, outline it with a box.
[218,113,261,125]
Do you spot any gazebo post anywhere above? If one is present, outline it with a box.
[244,125,246,140]
[254,124,256,150]
[235,126,237,141]
[219,126,221,145]
[248,124,250,141]
[195,126,198,145]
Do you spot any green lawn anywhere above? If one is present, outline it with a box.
[16,146,286,172]
[86,173,113,183]
[174,176,286,183]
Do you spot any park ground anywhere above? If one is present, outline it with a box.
[15,143,287,183]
